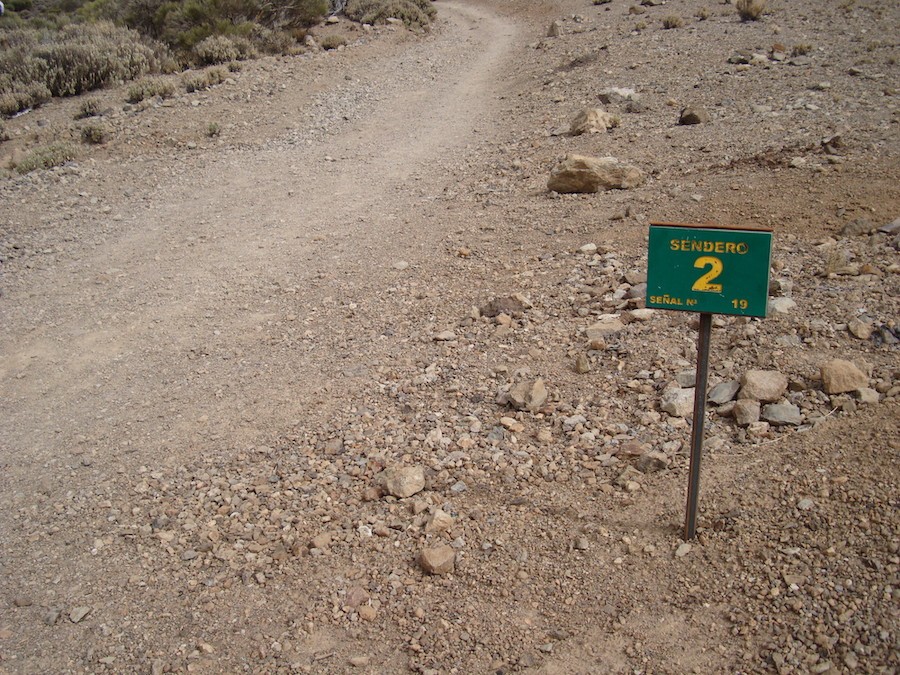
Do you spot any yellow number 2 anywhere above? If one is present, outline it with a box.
[692,256,723,293]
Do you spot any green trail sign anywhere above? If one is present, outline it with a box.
[646,221,773,541]
[646,222,773,317]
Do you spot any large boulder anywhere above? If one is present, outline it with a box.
[548,155,645,194]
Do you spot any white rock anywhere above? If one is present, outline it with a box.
[768,297,797,314]
[660,388,694,417]
[379,466,426,498]
[739,370,788,402]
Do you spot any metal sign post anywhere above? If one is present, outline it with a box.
[684,312,712,540]
[646,222,772,540]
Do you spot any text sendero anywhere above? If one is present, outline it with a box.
[670,239,749,255]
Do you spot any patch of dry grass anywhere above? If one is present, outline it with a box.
[13,142,77,174]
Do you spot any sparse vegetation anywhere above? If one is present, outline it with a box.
[697,7,710,21]
[0,122,8,142]
[320,34,348,51]
[0,0,329,109]
[0,22,173,112]
[206,122,221,137]
[13,142,77,173]
[80,123,107,144]
[662,15,684,29]
[792,43,813,57]
[183,67,228,93]
[126,77,175,104]
[345,0,436,30]
[75,98,102,119]
[736,0,767,21]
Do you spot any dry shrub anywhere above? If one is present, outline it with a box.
[0,22,173,112]
[736,0,767,21]
[182,67,227,93]
[192,35,256,66]
[345,0,436,30]
[14,142,78,174]
[662,15,684,29]
[75,98,102,119]
[0,82,52,117]
[246,25,297,55]
[127,77,175,104]
[206,122,221,137]
[36,23,169,96]
[0,123,8,142]
[320,34,347,50]
[80,123,108,144]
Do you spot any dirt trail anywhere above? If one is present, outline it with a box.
[2,1,898,673]
[1,2,519,481]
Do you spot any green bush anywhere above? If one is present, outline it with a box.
[80,122,107,144]
[6,0,35,11]
[126,77,175,103]
[206,121,220,137]
[14,142,78,173]
[345,0,436,29]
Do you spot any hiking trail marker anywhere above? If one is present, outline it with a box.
[646,222,773,540]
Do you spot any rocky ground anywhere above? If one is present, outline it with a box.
[0,0,898,673]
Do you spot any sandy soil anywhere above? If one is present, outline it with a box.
[0,1,898,673]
